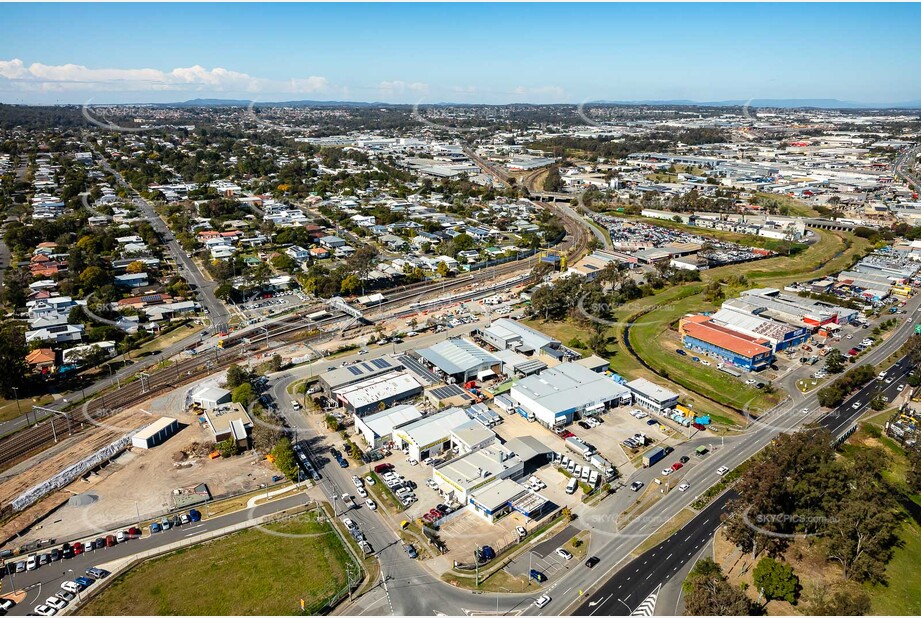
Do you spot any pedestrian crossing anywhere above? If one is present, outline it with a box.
[630,584,660,616]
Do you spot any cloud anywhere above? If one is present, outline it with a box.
[0,58,331,95]
[378,80,429,96]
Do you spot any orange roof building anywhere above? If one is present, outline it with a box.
[678,314,773,371]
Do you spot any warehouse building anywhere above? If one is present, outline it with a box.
[131,416,180,449]
[333,371,424,417]
[393,407,473,461]
[511,362,631,427]
[679,314,774,371]
[191,386,232,410]
[730,288,859,328]
[625,378,679,413]
[354,404,423,449]
[709,307,810,352]
[418,338,502,383]
[319,356,403,395]
[479,318,563,359]
[467,478,530,523]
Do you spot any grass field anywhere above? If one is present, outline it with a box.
[79,512,355,616]
[0,394,54,425]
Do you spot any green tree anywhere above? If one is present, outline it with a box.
[0,323,27,398]
[270,437,299,479]
[683,558,753,615]
[79,265,108,291]
[753,556,799,603]
[225,364,251,389]
[825,349,845,374]
[436,261,450,278]
[231,383,255,406]
[217,437,239,458]
[340,274,361,295]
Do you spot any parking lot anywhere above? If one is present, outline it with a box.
[564,407,673,470]
[241,289,307,320]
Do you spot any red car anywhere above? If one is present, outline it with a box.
[691,422,706,432]
[73,542,84,555]
[671,462,684,471]
[560,430,575,439]
[848,348,859,356]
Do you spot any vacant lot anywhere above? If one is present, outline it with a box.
[79,512,355,616]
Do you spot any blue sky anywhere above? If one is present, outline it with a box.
[1,3,919,105]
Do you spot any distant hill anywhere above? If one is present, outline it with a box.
[159,97,921,111]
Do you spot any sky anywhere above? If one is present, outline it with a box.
[1,2,920,106]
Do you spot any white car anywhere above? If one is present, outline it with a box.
[33,604,57,616]
[677,482,690,492]
[356,487,368,498]
[801,407,810,414]
[898,384,906,392]
[364,475,375,485]
[343,518,356,530]
[716,466,730,476]
[534,595,551,608]
[423,457,434,466]
[60,581,81,594]
[555,548,573,561]
[45,597,66,611]
[700,360,711,366]
[407,457,419,466]
[365,499,377,511]
[516,526,527,538]
[661,467,673,476]
[352,476,364,489]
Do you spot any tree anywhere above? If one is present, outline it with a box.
[825,349,845,374]
[803,584,870,616]
[271,254,297,273]
[543,165,563,192]
[753,557,799,603]
[436,261,450,278]
[683,558,753,616]
[340,274,361,295]
[251,422,282,453]
[125,260,146,274]
[225,364,251,389]
[270,437,299,479]
[0,323,27,397]
[79,265,108,291]
[217,437,239,458]
[231,383,255,407]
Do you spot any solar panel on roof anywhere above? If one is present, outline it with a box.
[347,366,361,375]
[371,358,390,369]
[140,295,161,302]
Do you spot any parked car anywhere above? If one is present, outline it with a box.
[32,604,56,616]
[189,509,202,522]
[404,544,417,559]
[555,548,573,561]
[86,567,110,579]
[529,569,547,583]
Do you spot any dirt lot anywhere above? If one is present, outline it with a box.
[6,385,277,549]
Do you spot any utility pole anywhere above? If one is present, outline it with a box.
[11,387,25,424]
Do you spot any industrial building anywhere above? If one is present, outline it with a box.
[191,386,232,410]
[203,402,253,448]
[433,442,523,504]
[728,288,859,328]
[131,417,180,449]
[417,338,503,383]
[319,356,403,395]
[625,378,679,413]
[511,362,632,427]
[478,318,563,359]
[392,407,472,461]
[333,371,424,416]
[353,404,423,449]
[709,307,810,352]
[679,314,774,371]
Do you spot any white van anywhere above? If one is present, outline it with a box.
[565,478,578,495]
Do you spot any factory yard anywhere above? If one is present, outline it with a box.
[76,512,354,616]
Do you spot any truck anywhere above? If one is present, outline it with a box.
[642,446,667,468]
[589,454,616,479]
[564,437,595,460]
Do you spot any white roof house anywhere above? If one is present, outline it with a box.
[354,404,423,448]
